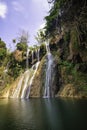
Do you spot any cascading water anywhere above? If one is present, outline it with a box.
[25,61,40,98]
[26,48,30,69]
[21,70,30,98]
[35,49,40,62]
[11,48,40,99]
[24,48,40,98]
[12,74,24,98]
[44,40,54,98]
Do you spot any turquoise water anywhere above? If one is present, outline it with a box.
[0,98,87,130]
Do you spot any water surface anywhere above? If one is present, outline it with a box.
[0,98,87,130]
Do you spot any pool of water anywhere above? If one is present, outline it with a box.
[0,98,87,130]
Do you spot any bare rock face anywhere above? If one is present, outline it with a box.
[29,56,46,97]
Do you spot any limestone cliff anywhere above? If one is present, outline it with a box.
[50,31,87,98]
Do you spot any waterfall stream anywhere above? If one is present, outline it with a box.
[44,40,54,98]
[26,61,40,98]
[26,49,30,69]
[21,70,30,98]
[12,74,24,98]
[12,49,40,99]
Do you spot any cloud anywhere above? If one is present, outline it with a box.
[12,1,24,13]
[0,2,8,19]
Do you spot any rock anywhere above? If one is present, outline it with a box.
[13,50,23,62]
[30,56,46,97]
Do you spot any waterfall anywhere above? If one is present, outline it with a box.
[26,61,40,98]
[44,40,54,98]
[12,74,24,98]
[21,70,30,98]
[12,61,40,99]
[26,49,30,69]
[46,40,50,53]
[35,49,40,61]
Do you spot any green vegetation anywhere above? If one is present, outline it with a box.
[44,0,87,97]
[16,42,27,51]
[0,0,87,98]
[0,38,7,65]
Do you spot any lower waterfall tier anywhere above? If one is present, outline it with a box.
[0,55,59,98]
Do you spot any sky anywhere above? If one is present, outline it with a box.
[0,0,50,50]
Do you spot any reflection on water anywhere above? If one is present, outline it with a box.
[0,98,87,130]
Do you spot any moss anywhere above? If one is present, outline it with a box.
[58,60,87,96]
[70,28,80,51]
[64,31,70,43]
[39,43,46,60]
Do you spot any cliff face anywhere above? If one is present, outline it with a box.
[49,30,87,98]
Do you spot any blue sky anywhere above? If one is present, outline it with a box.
[0,0,50,50]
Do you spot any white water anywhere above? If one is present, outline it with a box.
[26,49,30,69]
[21,70,30,98]
[11,48,40,99]
[12,74,24,98]
[44,40,54,98]
[35,49,40,61]
[26,61,40,98]
[12,63,40,99]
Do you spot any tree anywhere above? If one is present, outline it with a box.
[18,30,29,44]
[35,29,45,44]
[0,38,7,62]
[45,0,87,40]
[16,30,29,51]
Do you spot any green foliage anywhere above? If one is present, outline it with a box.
[35,29,45,44]
[45,0,87,36]
[0,40,6,48]
[8,56,24,79]
[71,28,79,50]
[0,48,6,60]
[45,0,67,36]
[60,61,74,74]
[64,31,70,43]
[72,68,87,93]
[16,42,27,51]
[60,61,87,93]
[40,43,46,58]
[0,39,7,64]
